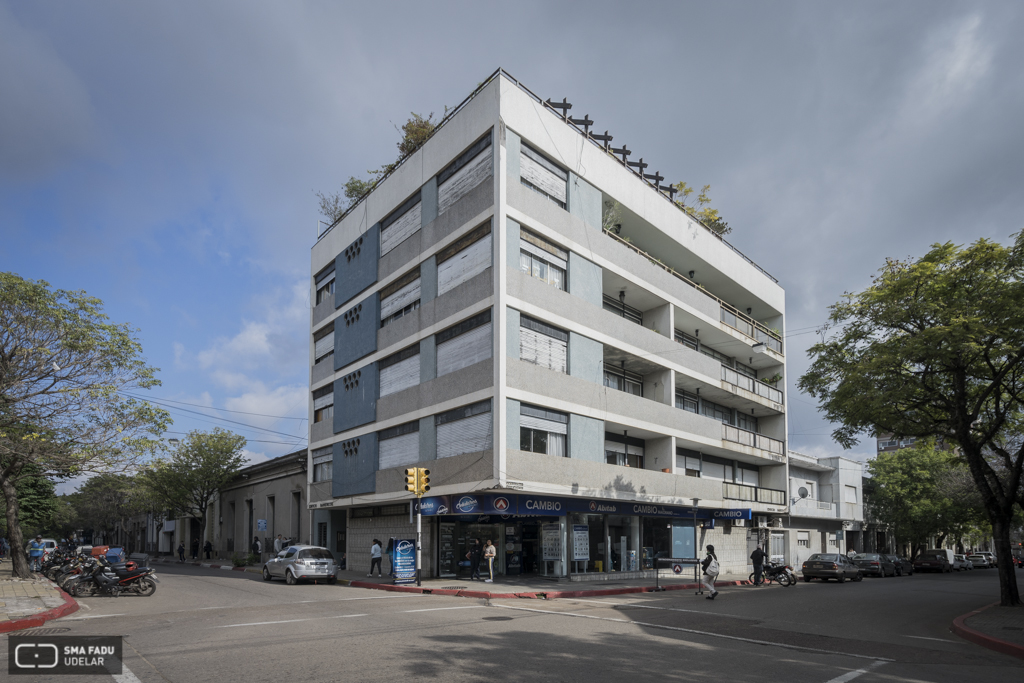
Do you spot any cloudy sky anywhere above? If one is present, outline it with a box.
[3,1,1022,477]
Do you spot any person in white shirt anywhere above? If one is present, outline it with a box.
[274,535,284,553]
[368,539,382,577]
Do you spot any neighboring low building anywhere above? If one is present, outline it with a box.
[785,450,864,566]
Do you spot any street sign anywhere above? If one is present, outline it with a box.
[256,519,267,531]
[393,538,416,585]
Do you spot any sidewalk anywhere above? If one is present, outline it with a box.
[148,554,262,575]
[952,602,1024,661]
[0,560,79,633]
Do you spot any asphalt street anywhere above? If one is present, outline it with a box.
[2,563,1021,683]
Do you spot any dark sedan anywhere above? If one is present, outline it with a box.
[883,554,914,576]
[801,553,863,583]
[853,553,896,577]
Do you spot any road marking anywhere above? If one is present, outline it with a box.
[903,635,957,643]
[217,614,367,628]
[568,599,759,621]
[822,660,886,683]
[113,661,143,683]
[492,604,893,662]
[402,606,486,613]
[64,613,127,621]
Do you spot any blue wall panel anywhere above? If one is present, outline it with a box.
[335,223,380,309]
[333,362,378,433]
[332,433,378,498]
[334,293,380,370]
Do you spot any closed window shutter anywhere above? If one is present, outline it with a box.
[379,355,419,397]
[378,433,419,469]
[519,414,567,435]
[437,413,492,459]
[437,322,491,377]
[313,392,334,410]
[519,326,567,373]
[437,234,491,296]
[520,147,567,204]
[380,278,421,320]
[314,332,334,360]
[438,149,492,215]
[381,202,422,255]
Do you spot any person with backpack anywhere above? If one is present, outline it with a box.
[750,544,766,586]
[702,545,720,600]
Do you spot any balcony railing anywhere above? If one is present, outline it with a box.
[723,482,787,505]
[721,366,783,405]
[309,481,333,504]
[723,425,785,461]
[602,229,783,354]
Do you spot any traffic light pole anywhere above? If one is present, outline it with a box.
[416,497,422,587]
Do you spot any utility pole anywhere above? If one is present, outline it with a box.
[405,467,431,587]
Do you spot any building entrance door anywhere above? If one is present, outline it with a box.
[455,523,502,579]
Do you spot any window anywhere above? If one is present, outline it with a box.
[436,309,492,377]
[603,294,644,326]
[312,447,333,483]
[735,361,757,380]
[519,404,567,457]
[736,412,759,433]
[519,315,568,373]
[675,329,698,351]
[676,448,702,477]
[380,192,422,256]
[313,323,334,365]
[675,389,698,414]
[316,523,327,548]
[700,344,731,365]
[378,345,420,397]
[519,230,567,290]
[520,144,567,207]
[804,481,816,499]
[378,421,420,469]
[437,223,492,295]
[603,364,642,396]
[737,464,760,486]
[701,399,733,425]
[844,485,858,504]
[797,531,809,547]
[380,269,421,328]
[313,386,334,424]
[315,264,336,305]
[605,434,645,469]
[701,455,731,481]
[828,533,838,548]
[438,134,492,214]
[436,400,492,459]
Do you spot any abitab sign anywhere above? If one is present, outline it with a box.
[416,494,752,520]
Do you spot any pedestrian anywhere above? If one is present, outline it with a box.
[274,534,284,554]
[701,544,720,600]
[177,541,186,563]
[750,544,766,586]
[368,539,382,577]
[204,540,213,559]
[483,539,497,583]
[386,538,395,577]
[28,535,46,572]
[251,535,262,559]
[466,539,482,580]
[191,537,200,560]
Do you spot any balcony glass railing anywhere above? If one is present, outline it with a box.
[723,482,787,505]
[722,425,785,460]
[721,366,784,405]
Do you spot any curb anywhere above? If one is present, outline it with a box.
[334,578,750,600]
[0,586,80,634]
[951,602,1024,661]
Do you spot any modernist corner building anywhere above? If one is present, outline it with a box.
[307,70,788,580]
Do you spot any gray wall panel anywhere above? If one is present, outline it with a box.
[568,331,603,385]
[335,224,380,310]
[568,172,602,232]
[332,432,378,498]
[421,176,438,226]
[334,293,379,370]
[507,308,521,359]
[418,416,436,463]
[421,255,438,304]
[506,129,521,185]
[569,413,604,463]
[506,218,521,271]
[507,398,521,451]
[568,251,602,308]
[420,336,437,383]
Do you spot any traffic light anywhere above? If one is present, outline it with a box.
[404,468,418,494]
[419,469,430,495]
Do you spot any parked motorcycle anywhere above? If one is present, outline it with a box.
[67,556,158,598]
[750,561,796,587]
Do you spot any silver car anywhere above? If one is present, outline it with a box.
[262,545,338,585]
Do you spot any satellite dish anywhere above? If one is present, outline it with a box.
[797,487,809,499]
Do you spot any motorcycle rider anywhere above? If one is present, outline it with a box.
[750,544,766,586]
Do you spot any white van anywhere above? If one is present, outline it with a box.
[927,548,956,566]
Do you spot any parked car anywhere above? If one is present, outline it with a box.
[914,550,953,573]
[974,551,998,567]
[262,545,338,585]
[801,553,863,582]
[967,553,992,568]
[953,554,972,571]
[883,554,914,576]
[853,553,896,577]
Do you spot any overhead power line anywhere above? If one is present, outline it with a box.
[121,391,307,420]
[163,430,307,447]
[120,392,308,440]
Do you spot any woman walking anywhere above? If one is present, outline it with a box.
[701,545,720,600]
[368,539,382,577]
[177,541,186,563]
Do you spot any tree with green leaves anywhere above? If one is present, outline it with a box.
[0,273,170,577]
[72,473,160,550]
[671,182,731,235]
[142,429,247,547]
[799,235,1024,606]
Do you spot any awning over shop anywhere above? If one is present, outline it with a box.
[414,493,751,520]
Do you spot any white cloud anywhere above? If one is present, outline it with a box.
[241,449,271,467]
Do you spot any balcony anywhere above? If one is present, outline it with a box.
[723,482,786,505]
[721,366,783,405]
[723,425,785,462]
[309,481,333,505]
[790,498,838,519]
